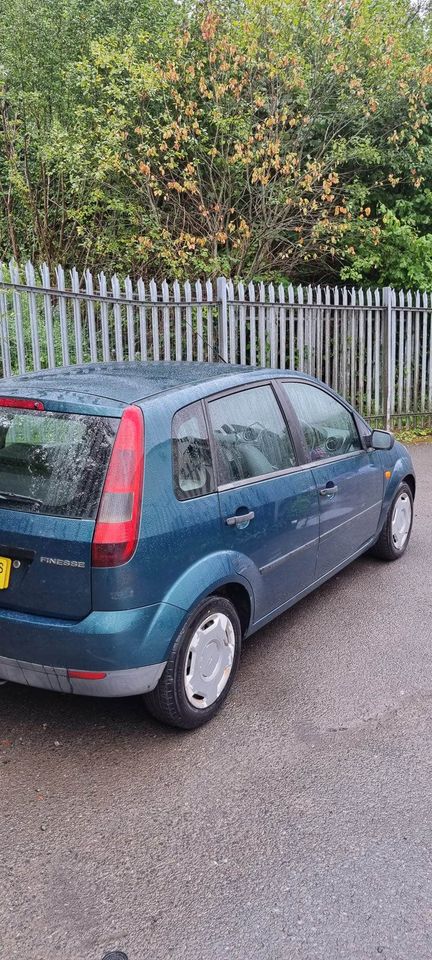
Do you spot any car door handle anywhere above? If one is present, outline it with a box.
[225,511,255,526]
[319,484,338,497]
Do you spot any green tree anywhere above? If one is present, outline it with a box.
[0,0,431,287]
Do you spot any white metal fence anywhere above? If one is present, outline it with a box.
[1,260,432,429]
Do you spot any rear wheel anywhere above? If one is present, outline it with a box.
[143,596,241,730]
[371,482,413,561]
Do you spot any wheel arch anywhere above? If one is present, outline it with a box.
[403,473,416,498]
[212,582,252,637]
[161,550,257,640]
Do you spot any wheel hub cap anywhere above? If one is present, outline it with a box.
[392,492,412,551]
[184,612,235,709]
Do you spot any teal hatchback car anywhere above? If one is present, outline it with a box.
[0,362,414,728]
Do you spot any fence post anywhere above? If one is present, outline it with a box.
[216,276,228,361]
[0,263,12,378]
[382,286,395,430]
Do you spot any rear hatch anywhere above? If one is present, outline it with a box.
[0,399,119,619]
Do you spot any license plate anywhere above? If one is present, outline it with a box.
[0,556,12,589]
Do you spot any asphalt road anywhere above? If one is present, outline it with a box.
[1,443,431,960]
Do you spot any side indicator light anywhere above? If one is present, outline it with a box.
[68,670,107,680]
[385,470,392,479]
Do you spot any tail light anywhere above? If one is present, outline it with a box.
[0,397,44,410]
[91,405,144,568]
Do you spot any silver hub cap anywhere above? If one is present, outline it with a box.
[392,492,412,551]
[184,612,236,709]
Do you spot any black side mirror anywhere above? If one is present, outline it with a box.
[369,429,395,451]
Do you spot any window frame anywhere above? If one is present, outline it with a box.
[277,378,367,467]
[171,377,371,500]
[203,379,303,491]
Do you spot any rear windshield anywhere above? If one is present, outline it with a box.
[0,408,118,519]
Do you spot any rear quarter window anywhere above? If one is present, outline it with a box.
[0,408,118,519]
[172,402,215,500]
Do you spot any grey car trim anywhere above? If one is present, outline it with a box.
[259,536,319,574]
[0,657,71,693]
[320,500,383,539]
[0,654,166,698]
[258,500,382,575]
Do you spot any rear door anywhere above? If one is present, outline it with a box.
[206,383,320,619]
[281,381,383,579]
[0,400,118,619]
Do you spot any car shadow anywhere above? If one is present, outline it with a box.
[0,675,176,744]
[242,550,375,652]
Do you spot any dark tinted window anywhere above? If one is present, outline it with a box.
[172,402,214,500]
[0,408,117,518]
[208,384,296,485]
[282,382,361,460]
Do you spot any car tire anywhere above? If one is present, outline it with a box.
[371,481,414,561]
[143,595,242,730]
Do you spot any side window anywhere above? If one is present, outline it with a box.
[282,382,361,461]
[172,402,215,500]
[208,384,296,485]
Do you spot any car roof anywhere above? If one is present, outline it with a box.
[0,361,308,410]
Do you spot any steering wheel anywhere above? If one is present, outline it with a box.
[325,432,352,455]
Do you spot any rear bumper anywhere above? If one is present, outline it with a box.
[0,653,165,697]
[0,600,186,695]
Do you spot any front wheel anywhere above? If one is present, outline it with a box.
[143,596,242,730]
[371,482,414,561]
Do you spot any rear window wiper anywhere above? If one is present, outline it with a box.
[0,491,44,508]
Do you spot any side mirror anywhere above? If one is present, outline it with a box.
[369,429,394,451]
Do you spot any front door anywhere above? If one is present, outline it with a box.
[281,381,383,579]
[206,383,320,620]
